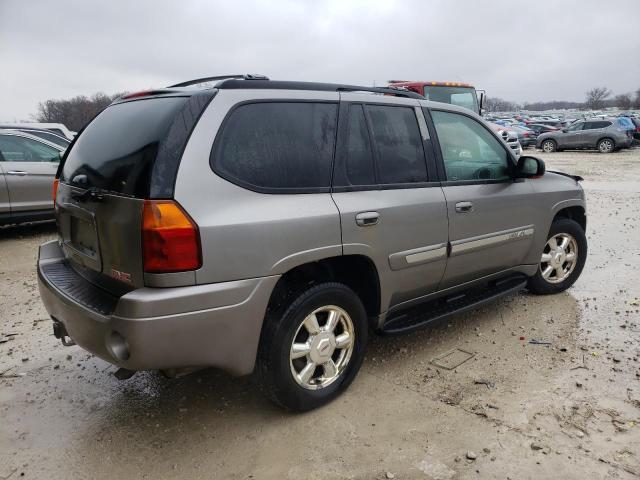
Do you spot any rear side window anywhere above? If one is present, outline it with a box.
[365,105,427,184]
[585,121,611,130]
[61,97,189,197]
[211,102,338,192]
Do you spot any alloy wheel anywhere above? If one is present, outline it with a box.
[289,305,355,390]
[540,233,578,284]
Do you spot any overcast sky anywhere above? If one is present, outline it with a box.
[1,0,639,120]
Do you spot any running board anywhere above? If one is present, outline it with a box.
[381,275,528,335]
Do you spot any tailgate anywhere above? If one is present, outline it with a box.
[56,182,145,289]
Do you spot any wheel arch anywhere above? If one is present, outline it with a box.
[552,203,586,231]
[264,254,382,329]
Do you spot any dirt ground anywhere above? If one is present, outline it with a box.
[1,148,639,480]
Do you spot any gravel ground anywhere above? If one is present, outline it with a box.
[1,147,639,479]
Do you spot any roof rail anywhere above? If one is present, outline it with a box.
[215,79,424,99]
[168,74,269,88]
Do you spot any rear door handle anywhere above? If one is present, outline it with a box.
[455,201,474,213]
[355,211,379,226]
[7,170,28,176]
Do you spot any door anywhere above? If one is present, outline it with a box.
[0,134,59,212]
[0,168,9,216]
[331,94,449,313]
[559,121,585,148]
[428,109,537,289]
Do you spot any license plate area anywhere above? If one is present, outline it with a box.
[58,203,102,272]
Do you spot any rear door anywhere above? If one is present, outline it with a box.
[0,134,59,212]
[428,108,537,289]
[331,93,449,313]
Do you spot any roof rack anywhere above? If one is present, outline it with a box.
[168,74,269,88]
[215,79,424,99]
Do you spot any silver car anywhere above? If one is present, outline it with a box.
[537,118,633,153]
[0,130,64,225]
[37,76,588,411]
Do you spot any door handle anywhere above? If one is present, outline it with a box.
[455,201,474,213]
[355,211,379,226]
[7,170,28,176]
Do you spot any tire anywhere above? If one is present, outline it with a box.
[597,138,615,153]
[541,139,557,153]
[527,218,587,295]
[256,282,368,411]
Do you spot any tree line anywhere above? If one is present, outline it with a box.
[485,87,640,112]
[34,92,126,132]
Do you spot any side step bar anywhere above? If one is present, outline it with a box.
[381,275,528,335]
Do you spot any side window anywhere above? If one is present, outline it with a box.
[431,110,511,182]
[211,102,338,191]
[566,122,584,132]
[365,105,427,184]
[344,105,375,186]
[0,136,59,162]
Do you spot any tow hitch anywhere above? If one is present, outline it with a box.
[52,319,75,346]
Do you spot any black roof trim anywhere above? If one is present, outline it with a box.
[169,74,269,88]
[215,79,424,99]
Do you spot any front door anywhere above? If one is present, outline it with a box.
[559,121,585,148]
[0,134,59,212]
[331,94,449,314]
[428,109,538,289]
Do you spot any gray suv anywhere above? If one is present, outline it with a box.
[37,76,588,411]
[537,119,633,153]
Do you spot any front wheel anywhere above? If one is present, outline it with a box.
[527,218,587,295]
[256,282,368,411]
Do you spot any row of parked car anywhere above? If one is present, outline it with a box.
[485,113,640,154]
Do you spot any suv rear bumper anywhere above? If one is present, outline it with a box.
[37,240,279,376]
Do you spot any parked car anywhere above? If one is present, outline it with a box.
[526,119,562,128]
[630,117,640,142]
[0,122,75,140]
[536,119,633,153]
[38,76,587,411]
[9,128,71,148]
[0,130,64,225]
[509,125,537,148]
[489,123,523,156]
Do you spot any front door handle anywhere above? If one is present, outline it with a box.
[355,211,379,227]
[455,201,474,213]
[7,170,28,176]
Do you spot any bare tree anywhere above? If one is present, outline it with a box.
[484,97,519,112]
[34,92,126,131]
[585,87,611,110]
[614,93,632,110]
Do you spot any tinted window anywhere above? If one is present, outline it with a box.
[431,111,510,182]
[365,105,427,184]
[0,135,60,162]
[585,121,611,130]
[212,102,337,191]
[566,122,584,132]
[61,97,188,196]
[342,105,375,186]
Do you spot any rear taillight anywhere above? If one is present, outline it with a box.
[142,200,201,273]
[52,178,59,204]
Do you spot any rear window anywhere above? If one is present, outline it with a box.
[61,97,188,197]
[211,102,338,192]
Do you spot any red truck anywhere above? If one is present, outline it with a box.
[388,80,484,115]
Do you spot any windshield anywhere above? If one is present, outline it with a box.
[422,86,479,114]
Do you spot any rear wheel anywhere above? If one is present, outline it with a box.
[256,282,368,411]
[541,139,557,153]
[527,218,587,295]
[597,138,614,153]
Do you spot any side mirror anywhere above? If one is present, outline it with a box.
[516,156,545,179]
